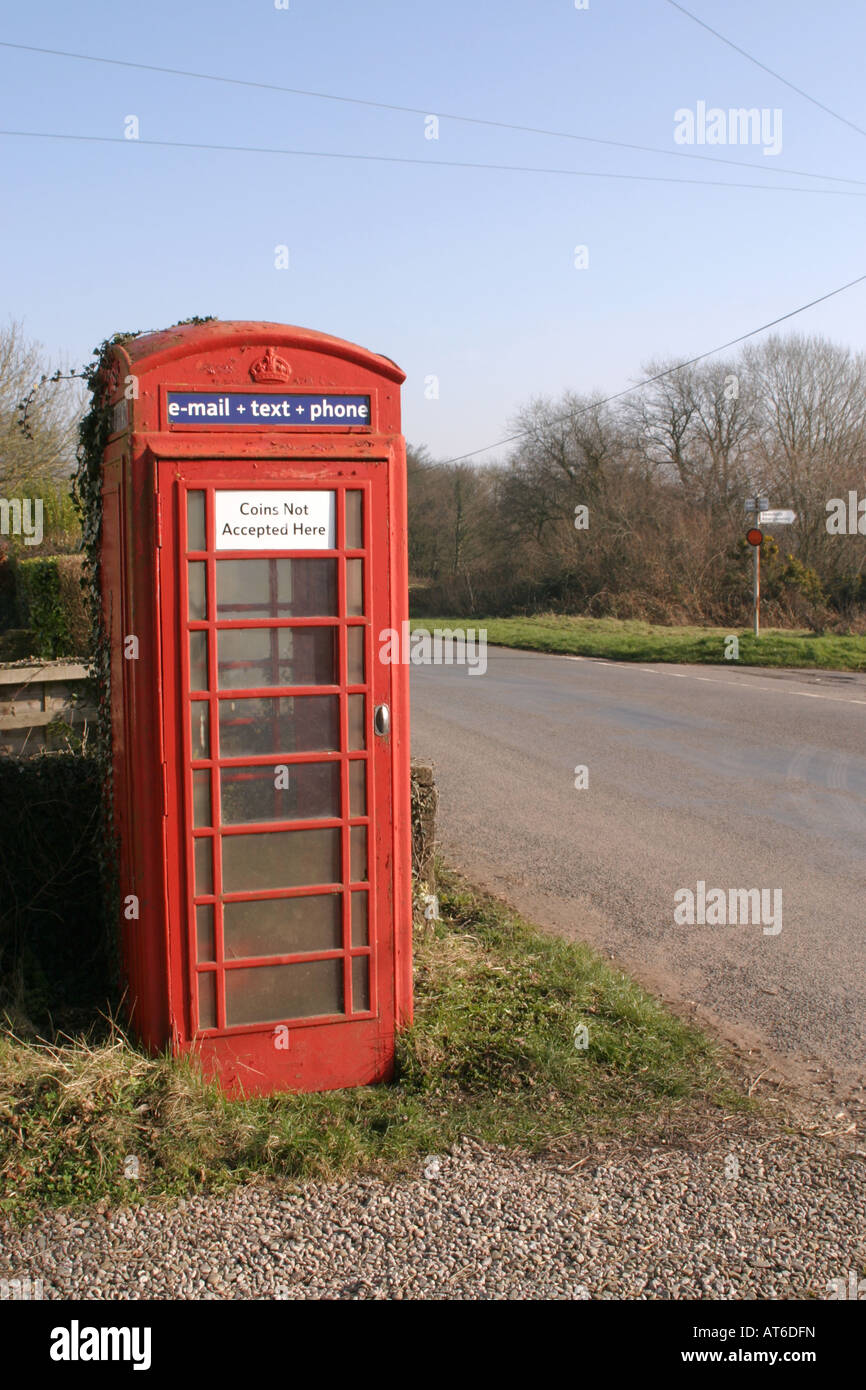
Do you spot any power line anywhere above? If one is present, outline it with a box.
[1,127,864,197]
[665,0,866,140]
[0,38,863,189]
[439,271,866,464]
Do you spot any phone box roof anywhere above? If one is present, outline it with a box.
[119,320,405,383]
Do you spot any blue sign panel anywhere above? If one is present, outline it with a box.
[166,392,371,426]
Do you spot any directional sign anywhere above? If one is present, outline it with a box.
[759,509,796,525]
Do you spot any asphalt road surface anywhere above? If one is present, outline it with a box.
[410,648,866,1098]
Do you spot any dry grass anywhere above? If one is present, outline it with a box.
[0,871,750,1221]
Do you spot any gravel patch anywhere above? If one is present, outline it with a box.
[2,1136,863,1300]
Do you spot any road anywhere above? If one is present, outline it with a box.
[410,648,866,1098]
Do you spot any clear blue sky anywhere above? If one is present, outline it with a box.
[1,0,864,461]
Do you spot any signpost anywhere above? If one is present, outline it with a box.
[744,498,797,637]
[746,526,763,636]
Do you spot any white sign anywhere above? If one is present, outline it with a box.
[759,509,796,525]
[214,490,335,550]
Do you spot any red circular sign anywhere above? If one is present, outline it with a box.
[746,528,763,546]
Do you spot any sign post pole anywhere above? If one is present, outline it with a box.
[745,496,769,639]
[745,499,796,639]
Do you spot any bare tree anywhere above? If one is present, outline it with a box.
[627,358,755,518]
[742,334,866,570]
[0,320,84,496]
[406,332,866,626]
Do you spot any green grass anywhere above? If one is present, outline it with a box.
[411,615,866,670]
[0,870,747,1221]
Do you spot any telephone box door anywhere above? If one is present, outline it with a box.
[157,461,396,1093]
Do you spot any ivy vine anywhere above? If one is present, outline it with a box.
[69,317,216,977]
[71,330,142,977]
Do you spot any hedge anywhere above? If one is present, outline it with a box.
[0,553,16,629]
[13,554,90,658]
[0,752,113,1031]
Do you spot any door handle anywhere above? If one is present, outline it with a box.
[374,703,390,737]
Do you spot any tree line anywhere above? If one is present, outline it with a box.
[1,322,865,635]
[408,333,866,631]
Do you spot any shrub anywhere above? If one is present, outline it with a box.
[13,554,88,658]
[0,752,112,1032]
[0,552,16,628]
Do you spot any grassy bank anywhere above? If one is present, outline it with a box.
[0,871,745,1220]
[411,615,866,671]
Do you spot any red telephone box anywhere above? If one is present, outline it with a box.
[98,321,412,1095]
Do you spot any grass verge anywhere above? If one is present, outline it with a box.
[411,615,866,671]
[0,869,748,1221]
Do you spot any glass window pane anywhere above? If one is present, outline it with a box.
[349,761,366,817]
[221,761,339,825]
[348,694,365,750]
[352,956,370,1013]
[198,971,216,1029]
[351,825,367,882]
[351,892,368,947]
[218,696,339,756]
[225,959,343,1026]
[194,837,213,894]
[217,627,336,690]
[187,491,206,551]
[189,631,208,692]
[196,904,215,962]
[188,561,207,621]
[347,627,365,684]
[345,491,363,549]
[216,559,337,619]
[346,559,364,616]
[224,893,342,959]
[222,828,340,892]
[193,770,212,827]
[191,702,210,759]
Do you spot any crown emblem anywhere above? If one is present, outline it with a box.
[249,346,291,384]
